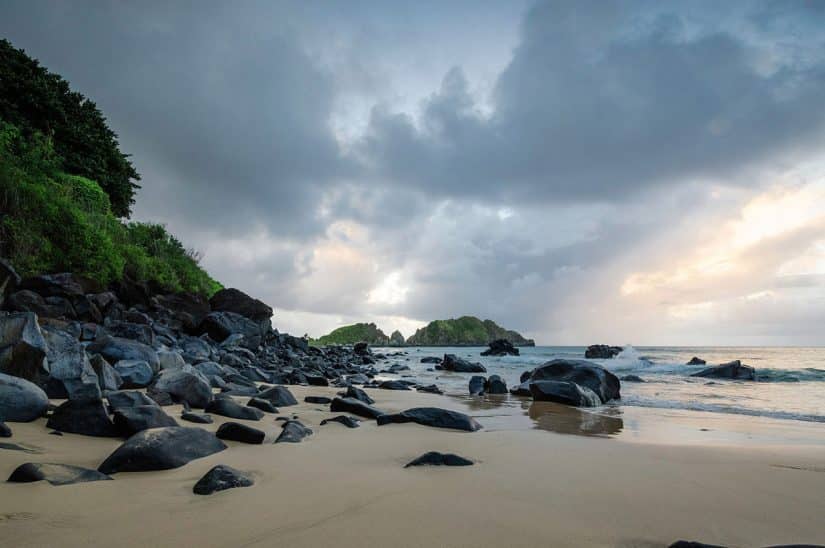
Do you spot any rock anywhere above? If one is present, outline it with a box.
[441,354,486,373]
[88,336,159,373]
[416,384,443,395]
[304,396,332,405]
[330,397,385,419]
[584,344,623,359]
[420,356,442,364]
[179,335,212,363]
[306,374,329,386]
[193,464,254,495]
[40,326,100,400]
[469,375,486,396]
[103,321,155,346]
[8,462,112,486]
[389,330,405,346]
[256,385,298,407]
[486,374,508,394]
[0,372,49,422]
[181,412,213,424]
[198,311,263,350]
[686,357,706,366]
[529,380,601,407]
[155,292,211,331]
[152,367,212,408]
[528,359,621,404]
[691,360,756,381]
[0,421,11,437]
[342,385,375,405]
[0,258,21,308]
[47,398,118,437]
[19,273,95,298]
[107,390,159,410]
[194,361,226,378]
[6,289,72,318]
[404,451,474,468]
[353,341,370,356]
[247,397,278,413]
[114,360,154,388]
[216,422,265,444]
[320,415,360,428]
[621,374,645,383]
[205,398,264,421]
[112,405,178,436]
[275,419,313,443]
[157,350,186,371]
[667,543,726,548]
[379,380,411,391]
[0,312,48,381]
[209,288,272,322]
[89,354,122,392]
[480,339,519,356]
[377,407,483,432]
[98,426,227,474]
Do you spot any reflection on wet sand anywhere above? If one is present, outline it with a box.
[527,401,624,438]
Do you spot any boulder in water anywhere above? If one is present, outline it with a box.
[469,375,486,396]
[193,464,254,495]
[480,339,519,356]
[529,380,601,407]
[98,426,227,474]
[691,360,756,381]
[441,354,486,373]
[528,359,620,404]
[686,357,706,366]
[486,374,508,394]
[620,374,645,383]
[584,344,623,359]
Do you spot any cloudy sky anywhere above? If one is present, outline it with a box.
[3,1,825,345]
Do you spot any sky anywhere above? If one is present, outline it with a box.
[2,0,825,345]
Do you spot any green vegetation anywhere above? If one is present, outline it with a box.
[405,316,534,346]
[0,39,139,217]
[0,39,220,296]
[313,323,390,346]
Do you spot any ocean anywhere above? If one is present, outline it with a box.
[372,345,825,425]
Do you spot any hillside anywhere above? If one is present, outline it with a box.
[405,316,534,346]
[313,323,390,346]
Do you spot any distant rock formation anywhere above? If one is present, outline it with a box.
[389,330,405,346]
[481,339,520,356]
[584,344,623,359]
[313,323,389,346]
[406,316,534,346]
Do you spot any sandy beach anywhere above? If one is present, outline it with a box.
[2,385,823,548]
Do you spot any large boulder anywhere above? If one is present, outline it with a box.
[584,344,623,359]
[155,292,211,331]
[89,354,122,392]
[106,390,159,410]
[275,420,313,443]
[691,360,756,381]
[40,326,100,400]
[98,426,227,474]
[330,397,385,419]
[441,354,486,373]
[193,464,253,495]
[205,398,264,421]
[152,366,212,408]
[18,273,95,299]
[0,312,48,381]
[469,375,486,396]
[113,405,179,436]
[528,359,621,404]
[0,372,48,422]
[342,385,375,405]
[256,385,298,407]
[377,407,482,432]
[480,339,519,356]
[114,360,154,389]
[216,422,265,444]
[157,350,186,371]
[6,290,73,318]
[104,322,155,346]
[46,398,118,437]
[209,288,272,323]
[198,311,263,350]
[88,336,159,372]
[8,463,112,486]
[529,380,601,407]
[179,335,213,363]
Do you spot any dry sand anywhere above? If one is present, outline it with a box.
[1,385,824,547]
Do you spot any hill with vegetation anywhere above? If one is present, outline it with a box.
[405,316,534,346]
[313,323,390,346]
[0,39,220,295]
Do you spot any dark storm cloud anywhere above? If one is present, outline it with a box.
[360,0,825,204]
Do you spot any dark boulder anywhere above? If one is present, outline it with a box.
[379,380,411,391]
[205,398,264,421]
[0,372,49,422]
[404,451,474,468]
[40,326,100,400]
[480,339,519,356]
[416,384,443,395]
[320,415,360,428]
[89,354,122,392]
[193,464,254,495]
[377,407,482,432]
[686,357,706,366]
[691,360,756,381]
[216,422,265,444]
[256,385,298,407]
[0,312,48,381]
[620,374,645,383]
[330,397,385,419]
[528,359,621,404]
[46,398,118,437]
[441,354,486,373]
[198,311,263,350]
[104,321,155,347]
[0,258,21,308]
[209,288,272,322]
[8,462,112,486]
[304,396,332,405]
[98,426,227,474]
[106,390,158,410]
[275,419,313,443]
[420,356,442,364]
[114,360,154,389]
[113,405,178,436]
[305,374,329,386]
[152,367,212,408]
[155,292,211,331]
[584,344,623,359]
[19,273,94,299]
[0,421,11,437]
[469,375,486,396]
[342,385,375,405]
[486,374,508,394]
[181,412,213,424]
[667,543,726,548]
[88,336,159,373]
[353,341,370,356]
[6,289,73,318]
[529,380,601,407]
[247,397,278,413]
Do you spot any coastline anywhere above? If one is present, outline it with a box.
[2,385,824,547]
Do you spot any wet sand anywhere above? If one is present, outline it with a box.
[1,386,824,547]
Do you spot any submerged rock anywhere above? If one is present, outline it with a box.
[216,422,265,444]
[378,380,411,391]
[98,427,227,474]
[584,344,623,359]
[441,354,486,373]
[486,374,508,394]
[0,373,49,422]
[621,374,645,383]
[686,357,706,366]
[377,407,482,432]
[480,339,519,356]
[275,419,313,443]
[691,360,756,381]
[8,462,112,486]
[320,415,360,428]
[404,451,474,468]
[469,375,486,396]
[529,380,601,407]
[330,397,385,419]
[193,464,254,495]
[416,384,443,395]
